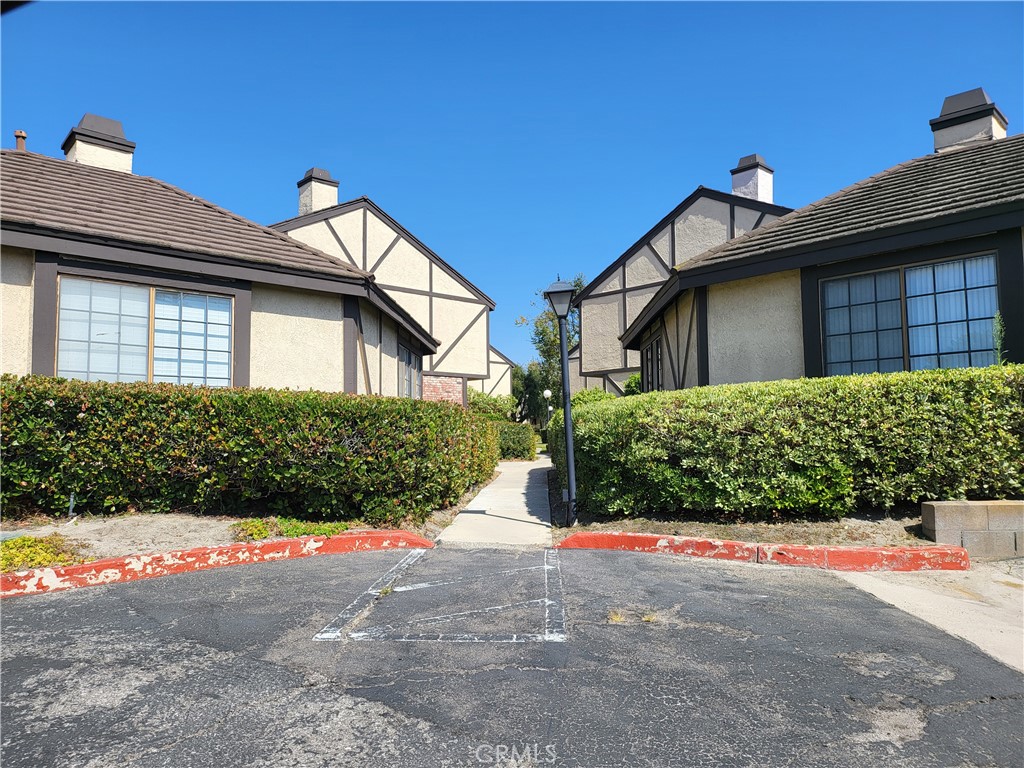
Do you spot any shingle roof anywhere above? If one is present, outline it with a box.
[678,134,1024,274]
[0,150,369,281]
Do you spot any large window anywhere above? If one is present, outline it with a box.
[57,276,232,386]
[398,343,422,398]
[822,254,998,375]
[641,337,662,392]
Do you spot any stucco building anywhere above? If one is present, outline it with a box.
[1,115,437,396]
[622,89,1024,390]
[573,159,791,393]
[271,171,507,404]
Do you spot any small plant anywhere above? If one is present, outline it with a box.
[230,518,274,541]
[607,609,626,624]
[641,612,658,624]
[0,533,91,571]
[377,585,394,597]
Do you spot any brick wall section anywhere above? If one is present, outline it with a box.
[423,374,465,406]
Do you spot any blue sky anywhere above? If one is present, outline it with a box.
[3,1,1022,368]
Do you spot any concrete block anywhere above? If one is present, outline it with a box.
[984,501,1024,531]
[922,527,963,546]
[961,530,1018,559]
[921,501,989,531]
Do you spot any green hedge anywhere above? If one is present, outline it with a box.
[496,422,537,460]
[550,366,1024,520]
[1,376,499,525]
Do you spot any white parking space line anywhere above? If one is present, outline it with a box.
[544,549,567,642]
[313,549,427,641]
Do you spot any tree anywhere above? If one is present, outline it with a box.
[516,274,586,413]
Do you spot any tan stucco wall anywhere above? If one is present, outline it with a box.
[249,285,344,391]
[430,297,488,377]
[471,354,513,396]
[707,270,804,385]
[580,294,622,373]
[625,246,669,286]
[675,197,730,265]
[1,246,35,376]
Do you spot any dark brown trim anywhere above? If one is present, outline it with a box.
[680,289,696,387]
[32,254,252,386]
[579,280,670,300]
[578,365,639,377]
[368,234,402,275]
[659,316,677,390]
[324,219,358,267]
[620,265,627,368]
[574,186,792,305]
[488,345,518,368]
[373,282,486,306]
[2,228,367,295]
[30,253,58,376]
[355,301,373,394]
[800,270,824,378]
[696,286,709,386]
[342,297,359,394]
[271,197,496,309]
[363,284,437,354]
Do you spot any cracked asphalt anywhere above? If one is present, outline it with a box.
[2,547,1022,767]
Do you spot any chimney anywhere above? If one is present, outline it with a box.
[14,130,26,151]
[61,114,136,172]
[297,167,339,215]
[930,88,1007,152]
[730,154,773,204]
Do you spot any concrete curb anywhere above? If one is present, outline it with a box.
[0,531,434,599]
[556,532,970,572]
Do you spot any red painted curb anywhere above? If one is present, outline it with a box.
[0,530,434,599]
[556,532,970,572]
[556,532,757,562]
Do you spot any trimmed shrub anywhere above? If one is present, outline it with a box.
[550,366,1024,520]
[1,376,499,525]
[622,373,642,396]
[467,389,517,422]
[497,422,537,460]
[571,388,617,408]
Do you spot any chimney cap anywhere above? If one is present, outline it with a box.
[61,113,136,154]
[296,167,339,189]
[929,88,1008,132]
[730,154,774,175]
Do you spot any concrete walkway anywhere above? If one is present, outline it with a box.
[436,456,553,549]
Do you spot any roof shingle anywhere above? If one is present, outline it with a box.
[0,150,368,281]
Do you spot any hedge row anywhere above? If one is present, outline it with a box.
[496,422,536,460]
[550,366,1024,520]
[1,376,499,524]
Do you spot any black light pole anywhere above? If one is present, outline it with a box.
[544,280,578,527]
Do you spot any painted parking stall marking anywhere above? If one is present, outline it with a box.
[314,549,567,643]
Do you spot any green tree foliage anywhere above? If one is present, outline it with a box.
[467,389,517,421]
[550,365,1024,520]
[622,373,642,396]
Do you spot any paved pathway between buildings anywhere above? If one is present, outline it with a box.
[436,456,553,549]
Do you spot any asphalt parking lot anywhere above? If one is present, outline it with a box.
[2,547,1022,768]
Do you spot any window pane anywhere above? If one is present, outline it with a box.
[971,351,997,367]
[878,358,903,373]
[905,265,934,296]
[969,319,994,351]
[850,305,875,333]
[934,261,965,292]
[875,271,900,301]
[60,278,91,311]
[153,357,179,378]
[938,322,968,353]
[827,336,851,363]
[90,342,119,374]
[89,313,120,343]
[911,355,938,371]
[909,326,938,356]
[56,340,89,375]
[849,275,875,304]
[90,282,121,314]
[877,329,903,359]
[208,298,231,325]
[851,332,877,361]
[876,300,901,330]
[155,292,180,319]
[120,286,150,318]
[939,353,970,369]
[827,362,852,376]
[181,294,206,322]
[823,280,849,309]
[907,296,935,326]
[118,346,148,380]
[58,309,90,341]
[207,363,230,380]
[207,334,230,352]
[120,315,148,347]
[825,308,849,335]
[964,255,996,288]
[966,287,998,319]
[935,291,966,323]
[852,360,878,374]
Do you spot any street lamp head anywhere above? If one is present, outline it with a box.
[543,389,552,400]
[548,405,554,412]
[543,280,576,319]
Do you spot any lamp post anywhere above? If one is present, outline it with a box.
[543,280,578,527]
[542,389,552,428]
